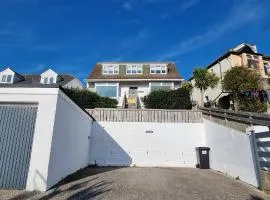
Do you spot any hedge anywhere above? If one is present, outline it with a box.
[62,88,118,108]
[142,88,192,109]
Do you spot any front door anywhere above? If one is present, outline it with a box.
[129,87,138,96]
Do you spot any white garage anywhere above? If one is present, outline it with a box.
[0,87,93,191]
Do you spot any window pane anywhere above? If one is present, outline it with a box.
[108,66,114,74]
[96,85,117,97]
[50,77,54,84]
[127,66,131,74]
[2,75,7,82]
[7,75,12,83]
[132,66,137,74]
[114,66,119,74]
[151,86,171,91]
[161,66,167,73]
[103,66,108,74]
[138,66,142,73]
[265,64,270,74]
[156,66,161,74]
[44,77,48,84]
[151,82,162,86]
[150,66,155,74]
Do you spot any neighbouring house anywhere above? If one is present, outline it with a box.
[86,62,184,108]
[0,67,84,89]
[190,43,270,108]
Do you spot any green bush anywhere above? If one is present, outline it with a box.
[143,88,192,109]
[62,88,118,108]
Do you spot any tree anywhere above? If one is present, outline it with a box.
[223,66,265,112]
[193,68,219,106]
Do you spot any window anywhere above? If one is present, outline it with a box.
[150,65,167,74]
[247,54,260,70]
[1,75,7,82]
[264,63,270,75]
[6,75,12,83]
[49,77,54,84]
[103,65,119,75]
[95,83,118,97]
[1,74,13,83]
[126,65,143,74]
[150,82,173,91]
[44,77,48,84]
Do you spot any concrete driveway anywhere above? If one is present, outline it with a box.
[0,167,268,200]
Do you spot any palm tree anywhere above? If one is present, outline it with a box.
[193,68,219,106]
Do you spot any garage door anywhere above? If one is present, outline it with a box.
[0,105,37,189]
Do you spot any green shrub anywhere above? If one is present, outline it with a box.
[143,88,192,109]
[62,88,118,108]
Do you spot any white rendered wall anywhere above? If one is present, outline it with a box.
[204,119,258,187]
[0,88,59,191]
[191,57,233,106]
[90,122,205,167]
[46,90,93,190]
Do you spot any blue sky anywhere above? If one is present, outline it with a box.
[0,0,270,83]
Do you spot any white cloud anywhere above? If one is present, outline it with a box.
[157,0,266,60]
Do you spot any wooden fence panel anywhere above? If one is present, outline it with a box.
[86,109,203,123]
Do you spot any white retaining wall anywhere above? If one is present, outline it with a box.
[90,122,205,167]
[204,119,258,187]
[46,90,93,190]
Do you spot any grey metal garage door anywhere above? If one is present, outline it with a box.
[0,105,37,189]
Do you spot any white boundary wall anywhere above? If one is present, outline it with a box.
[0,88,93,191]
[204,119,258,187]
[46,90,93,190]
[90,122,205,167]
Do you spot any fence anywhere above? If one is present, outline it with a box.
[200,107,270,132]
[86,108,203,123]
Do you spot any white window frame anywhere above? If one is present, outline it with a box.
[150,64,167,74]
[102,64,119,75]
[126,64,143,75]
[1,74,13,83]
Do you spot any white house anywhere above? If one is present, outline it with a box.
[85,62,184,108]
[0,67,84,89]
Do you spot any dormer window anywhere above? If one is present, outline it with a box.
[126,65,143,74]
[1,74,13,83]
[150,65,167,74]
[40,69,58,84]
[102,65,119,75]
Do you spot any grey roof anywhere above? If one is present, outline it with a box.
[0,74,75,88]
